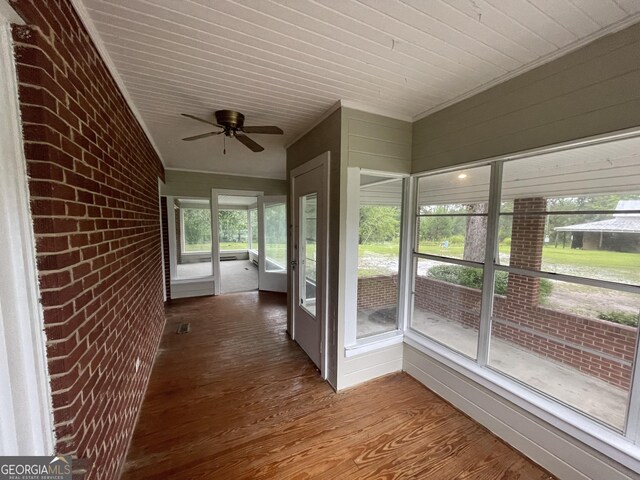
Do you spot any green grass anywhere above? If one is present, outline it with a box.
[219,242,250,251]
[363,241,640,283]
[184,242,249,252]
[184,242,212,252]
[186,242,288,267]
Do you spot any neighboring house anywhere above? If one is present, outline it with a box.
[555,200,640,252]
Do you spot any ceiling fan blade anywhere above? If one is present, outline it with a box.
[235,133,264,152]
[181,113,219,127]
[182,131,222,141]
[242,125,283,135]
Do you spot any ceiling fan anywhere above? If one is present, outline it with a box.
[180,110,283,153]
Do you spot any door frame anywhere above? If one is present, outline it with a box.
[290,152,330,379]
[211,189,263,295]
[0,12,55,455]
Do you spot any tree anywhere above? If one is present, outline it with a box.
[359,205,400,244]
[183,208,211,245]
[464,202,487,262]
[218,210,247,242]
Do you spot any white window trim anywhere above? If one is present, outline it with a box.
[344,168,409,349]
[405,130,640,473]
[0,14,55,455]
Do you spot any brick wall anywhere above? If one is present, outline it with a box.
[414,276,636,389]
[357,275,398,310]
[508,197,547,306]
[10,1,165,478]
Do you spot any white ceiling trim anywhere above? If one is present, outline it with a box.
[69,0,165,166]
[413,12,640,121]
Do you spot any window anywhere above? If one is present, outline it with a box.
[489,149,640,431]
[264,202,287,272]
[218,210,248,251]
[176,201,213,280]
[357,175,404,339]
[411,165,490,359]
[182,207,212,253]
[410,135,640,439]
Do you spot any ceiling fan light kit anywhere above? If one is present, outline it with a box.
[181,109,283,154]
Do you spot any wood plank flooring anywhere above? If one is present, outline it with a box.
[121,292,555,479]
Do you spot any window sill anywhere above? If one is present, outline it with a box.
[403,329,640,473]
[345,330,403,358]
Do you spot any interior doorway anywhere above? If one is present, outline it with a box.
[216,194,259,294]
[211,190,288,295]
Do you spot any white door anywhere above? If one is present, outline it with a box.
[258,195,287,292]
[291,154,328,372]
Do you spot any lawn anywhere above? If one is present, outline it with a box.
[361,242,640,282]
[185,242,249,252]
[188,239,640,285]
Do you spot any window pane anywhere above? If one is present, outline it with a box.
[300,194,317,317]
[417,164,490,214]
[501,137,640,209]
[265,203,287,272]
[183,208,211,252]
[417,165,490,263]
[357,176,403,338]
[498,213,640,285]
[488,273,639,431]
[218,210,248,251]
[412,258,482,359]
[417,214,486,262]
[499,143,640,285]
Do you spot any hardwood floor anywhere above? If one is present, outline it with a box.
[121,292,555,479]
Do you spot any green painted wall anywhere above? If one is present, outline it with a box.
[162,169,287,198]
[342,107,412,174]
[286,108,342,386]
[412,22,640,174]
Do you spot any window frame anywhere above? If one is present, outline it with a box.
[248,206,259,254]
[344,167,409,353]
[406,132,640,469]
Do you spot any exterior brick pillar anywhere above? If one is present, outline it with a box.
[507,197,546,306]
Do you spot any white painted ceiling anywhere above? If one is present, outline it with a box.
[80,0,640,180]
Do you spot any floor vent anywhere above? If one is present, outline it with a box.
[176,323,191,334]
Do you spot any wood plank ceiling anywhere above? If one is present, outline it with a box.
[80,0,640,179]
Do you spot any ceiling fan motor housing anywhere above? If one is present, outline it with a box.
[215,110,245,130]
